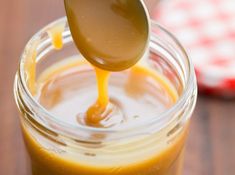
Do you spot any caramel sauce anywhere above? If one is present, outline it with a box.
[24,39,39,95]
[47,21,65,50]
[85,67,111,126]
[29,58,184,175]
[23,49,184,175]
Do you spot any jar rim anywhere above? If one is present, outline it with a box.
[16,17,197,140]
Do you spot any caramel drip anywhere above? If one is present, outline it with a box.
[47,21,65,50]
[85,67,110,126]
[24,39,39,95]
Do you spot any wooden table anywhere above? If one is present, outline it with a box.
[0,1,234,175]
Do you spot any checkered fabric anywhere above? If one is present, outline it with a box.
[153,0,235,96]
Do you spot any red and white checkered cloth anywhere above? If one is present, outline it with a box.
[153,0,235,97]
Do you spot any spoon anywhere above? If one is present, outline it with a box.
[64,0,150,71]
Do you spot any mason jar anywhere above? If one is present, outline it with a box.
[14,17,197,175]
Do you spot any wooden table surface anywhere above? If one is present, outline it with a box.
[0,1,234,175]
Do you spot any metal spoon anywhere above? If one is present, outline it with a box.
[64,0,150,71]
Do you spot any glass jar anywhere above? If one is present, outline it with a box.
[14,17,197,175]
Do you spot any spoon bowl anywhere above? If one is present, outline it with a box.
[64,0,150,71]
